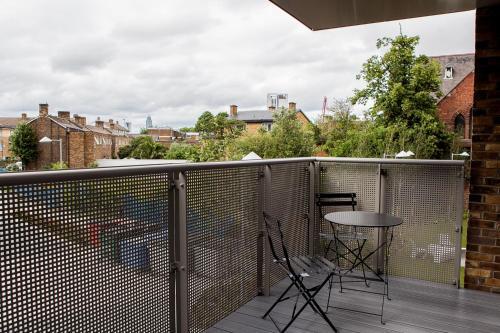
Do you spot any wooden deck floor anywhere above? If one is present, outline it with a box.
[207,275,500,333]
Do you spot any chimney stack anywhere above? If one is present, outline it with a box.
[21,113,27,120]
[230,105,238,117]
[39,104,49,117]
[74,114,86,126]
[58,111,70,119]
[288,102,296,112]
[95,117,104,128]
[268,106,276,112]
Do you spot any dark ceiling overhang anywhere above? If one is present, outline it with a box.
[269,0,500,31]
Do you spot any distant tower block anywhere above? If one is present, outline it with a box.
[146,115,153,128]
[267,93,288,109]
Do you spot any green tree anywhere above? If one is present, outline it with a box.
[118,136,166,159]
[195,111,216,138]
[139,128,148,134]
[164,143,200,161]
[129,136,167,159]
[179,126,195,133]
[231,108,315,159]
[9,123,38,166]
[348,34,452,159]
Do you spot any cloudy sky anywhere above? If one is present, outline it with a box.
[0,1,475,131]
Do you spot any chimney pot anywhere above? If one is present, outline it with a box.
[109,119,114,124]
[288,102,296,112]
[230,105,238,117]
[21,113,27,120]
[58,111,70,119]
[268,106,276,112]
[39,104,49,117]
[95,118,104,128]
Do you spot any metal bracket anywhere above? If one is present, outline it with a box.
[174,179,185,190]
[172,261,186,272]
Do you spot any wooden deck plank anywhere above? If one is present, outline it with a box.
[207,276,500,333]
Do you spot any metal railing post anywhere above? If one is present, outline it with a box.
[168,172,177,332]
[257,166,265,295]
[455,166,464,287]
[174,171,189,333]
[375,164,387,274]
[262,165,272,296]
[308,161,317,256]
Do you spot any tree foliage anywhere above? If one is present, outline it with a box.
[117,136,166,159]
[322,34,452,159]
[164,143,200,161]
[231,108,315,159]
[195,111,244,139]
[9,123,38,166]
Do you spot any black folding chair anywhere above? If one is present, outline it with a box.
[262,212,338,333]
[317,193,370,287]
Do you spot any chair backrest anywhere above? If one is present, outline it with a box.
[262,212,298,277]
[316,192,357,215]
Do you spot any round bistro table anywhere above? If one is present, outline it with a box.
[323,211,402,324]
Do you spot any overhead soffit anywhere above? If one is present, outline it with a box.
[269,0,500,30]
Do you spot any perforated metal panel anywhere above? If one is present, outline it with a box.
[185,167,260,333]
[1,174,173,332]
[266,162,310,286]
[384,164,462,284]
[318,162,379,268]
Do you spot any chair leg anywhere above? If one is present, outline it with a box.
[326,274,334,313]
[282,275,338,333]
[262,279,296,319]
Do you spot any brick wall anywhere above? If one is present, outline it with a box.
[465,5,500,292]
[29,117,69,170]
[68,132,85,168]
[84,132,95,167]
[437,72,474,139]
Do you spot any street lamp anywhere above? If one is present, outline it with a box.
[39,136,62,164]
[451,151,470,160]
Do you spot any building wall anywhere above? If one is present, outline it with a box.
[84,132,96,167]
[68,132,85,168]
[0,128,13,159]
[296,112,311,128]
[245,123,267,134]
[465,5,500,293]
[437,72,474,139]
[29,117,69,170]
[94,133,114,160]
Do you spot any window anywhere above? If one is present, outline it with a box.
[262,123,272,131]
[444,66,453,79]
[454,114,465,138]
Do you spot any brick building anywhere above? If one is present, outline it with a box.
[144,127,184,148]
[432,54,475,148]
[0,114,30,159]
[228,101,311,134]
[27,104,131,169]
[465,5,500,292]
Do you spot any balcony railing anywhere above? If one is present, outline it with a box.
[0,157,464,332]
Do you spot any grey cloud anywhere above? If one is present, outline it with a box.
[0,1,475,132]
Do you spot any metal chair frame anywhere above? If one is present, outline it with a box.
[317,193,370,287]
[262,212,338,333]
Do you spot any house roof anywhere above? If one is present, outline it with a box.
[0,117,30,129]
[230,110,274,123]
[431,53,474,101]
[84,125,112,135]
[46,116,85,131]
[103,121,129,132]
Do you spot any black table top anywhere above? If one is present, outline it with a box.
[324,211,402,228]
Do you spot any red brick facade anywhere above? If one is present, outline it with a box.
[437,71,474,141]
[27,105,131,169]
[465,5,500,293]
